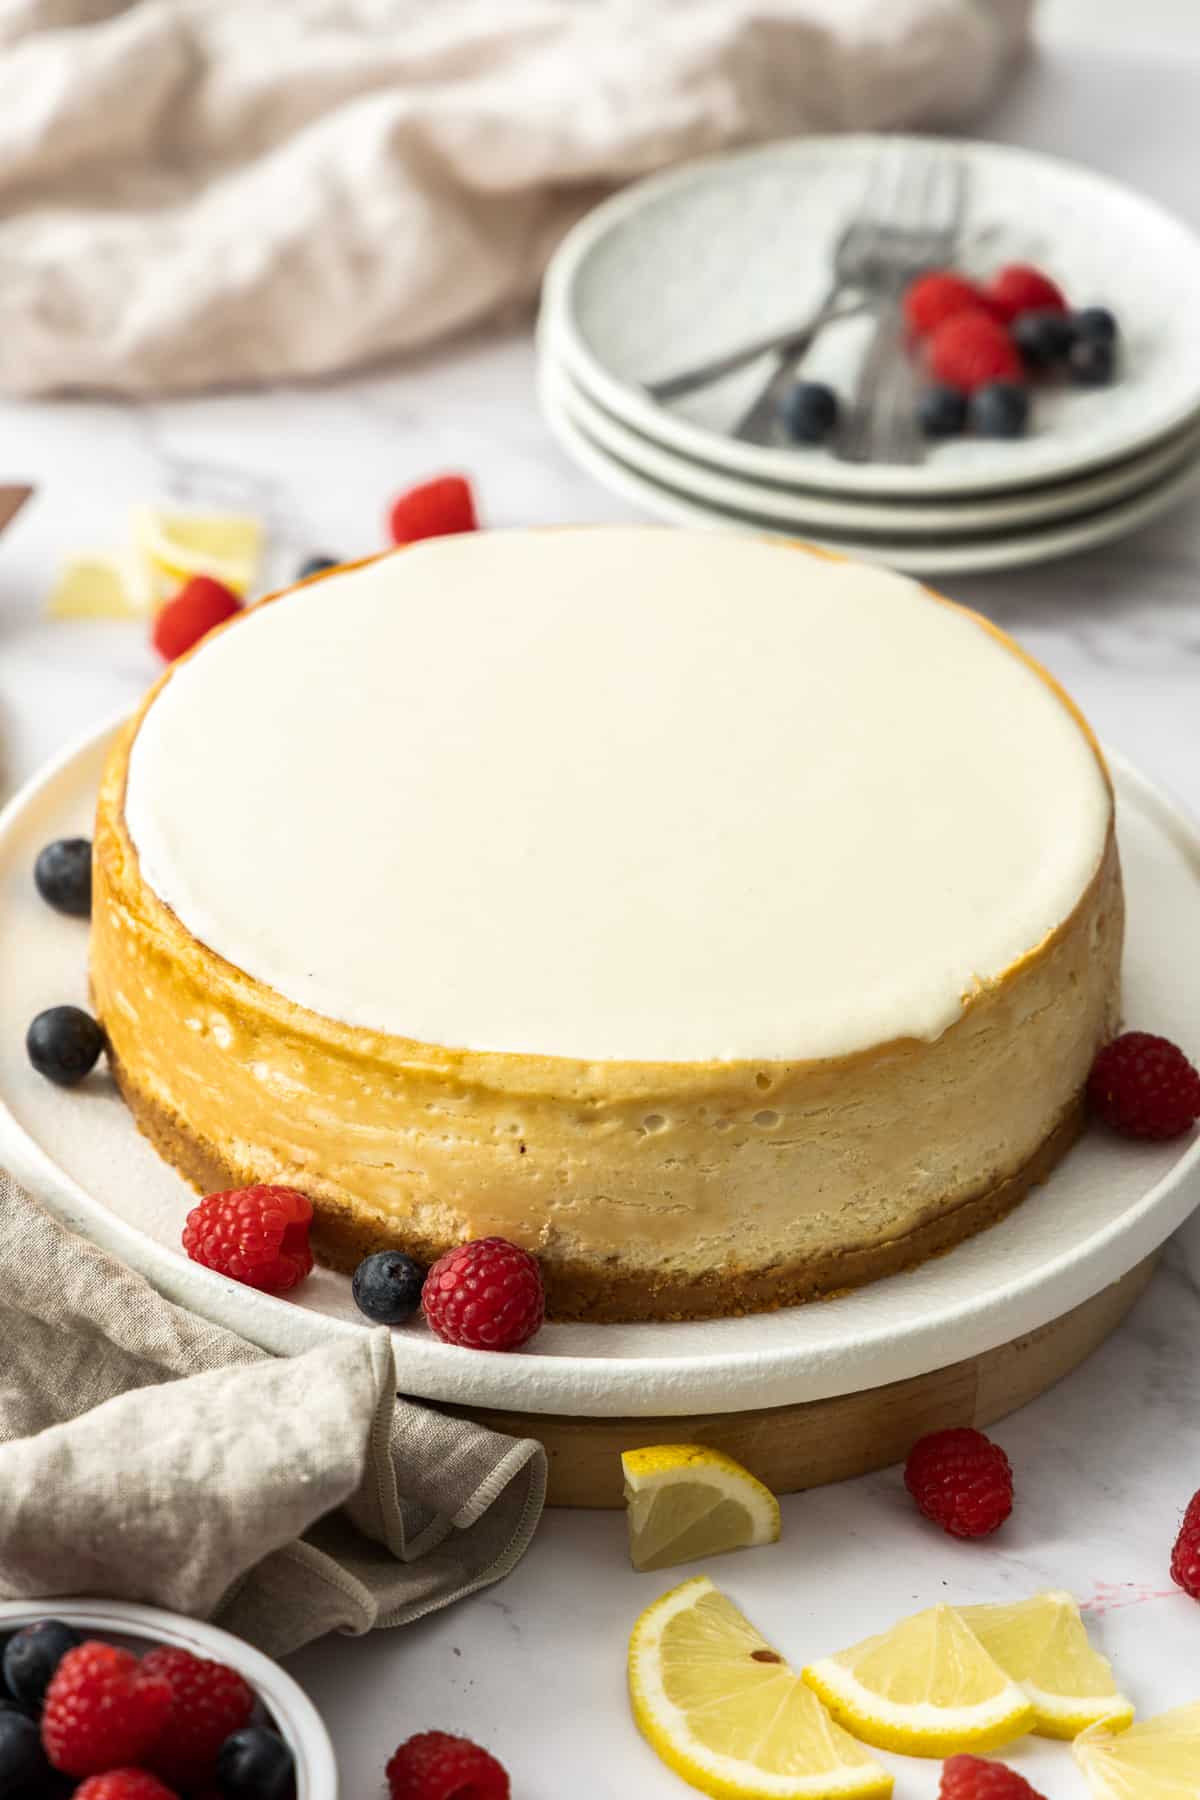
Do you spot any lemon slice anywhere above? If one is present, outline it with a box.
[802,1606,1035,1757]
[1074,1702,1200,1798]
[131,505,262,596]
[622,1445,782,1573]
[47,551,152,618]
[629,1576,893,1799]
[957,1592,1134,1738]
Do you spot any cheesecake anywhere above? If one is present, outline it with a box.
[91,528,1122,1321]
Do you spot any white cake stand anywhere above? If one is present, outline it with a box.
[2,721,1197,1504]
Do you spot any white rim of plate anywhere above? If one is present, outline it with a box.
[1,722,1199,1418]
[0,1596,337,1799]
[540,361,1200,576]
[544,133,1200,499]
[540,330,1200,537]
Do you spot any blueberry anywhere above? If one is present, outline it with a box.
[34,838,92,918]
[297,555,339,580]
[917,384,967,440]
[1073,306,1118,345]
[216,1725,295,1800]
[25,1006,105,1087]
[0,1708,53,1795]
[1068,335,1116,386]
[970,380,1030,439]
[3,1621,80,1710]
[1012,308,1075,370]
[352,1250,426,1325]
[779,381,839,445]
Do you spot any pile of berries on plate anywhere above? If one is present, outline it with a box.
[779,263,1119,447]
[0,1620,294,1799]
[906,261,1119,441]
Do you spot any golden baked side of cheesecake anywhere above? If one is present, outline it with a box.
[92,724,1122,1323]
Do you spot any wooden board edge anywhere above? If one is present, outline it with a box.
[438,1255,1157,1508]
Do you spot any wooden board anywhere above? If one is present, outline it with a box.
[448,1257,1155,1507]
[0,486,32,535]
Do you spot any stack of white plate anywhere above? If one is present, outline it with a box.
[538,136,1200,575]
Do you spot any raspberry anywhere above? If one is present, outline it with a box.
[42,1641,173,1777]
[422,1237,545,1352]
[1088,1032,1200,1140]
[387,1731,510,1800]
[940,1754,1047,1800]
[1170,1489,1200,1597]
[986,264,1067,324]
[140,1646,254,1787]
[927,312,1024,392]
[182,1185,314,1293]
[388,475,478,546]
[904,271,985,337]
[904,1427,1013,1539]
[152,575,241,662]
[76,1773,180,1800]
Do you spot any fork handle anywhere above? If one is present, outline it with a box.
[835,286,919,465]
[728,286,859,444]
[645,282,848,404]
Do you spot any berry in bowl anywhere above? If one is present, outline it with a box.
[0,1597,335,1799]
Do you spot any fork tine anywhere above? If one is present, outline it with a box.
[911,151,942,231]
[937,154,968,241]
[887,140,926,227]
[857,145,889,216]
[850,143,893,241]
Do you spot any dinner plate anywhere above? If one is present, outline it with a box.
[543,134,1200,498]
[540,361,1200,576]
[541,334,1200,536]
[2,724,1199,1418]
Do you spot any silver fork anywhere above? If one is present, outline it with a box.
[834,150,967,465]
[732,147,958,447]
[645,159,895,409]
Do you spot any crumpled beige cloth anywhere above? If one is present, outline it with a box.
[0,0,1032,396]
[0,1172,546,1658]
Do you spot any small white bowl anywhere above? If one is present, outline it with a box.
[0,1596,337,1798]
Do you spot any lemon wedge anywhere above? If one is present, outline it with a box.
[1074,1701,1200,1799]
[47,552,151,619]
[802,1606,1035,1757]
[629,1576,893,1799]
[131,504,262,596]
[622,1445,781,1573]
[957,1592,1134,1739]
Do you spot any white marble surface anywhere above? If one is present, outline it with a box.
[5,25,1200,1800]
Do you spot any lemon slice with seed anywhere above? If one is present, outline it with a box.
[958,1592,1134,1738]
[802,1605,1035,1757]
[629,1576,893,1799]
[132,505,262,596]
[622,1445,781,1573]
[1074,1702,1200,1798]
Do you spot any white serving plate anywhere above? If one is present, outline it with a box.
[544,134,1200,498]
[540,357,1200,575]
[0,1596,337,1799]
[2,724,1198,1419]
[541,330,1200,536]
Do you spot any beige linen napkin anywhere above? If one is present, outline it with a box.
[0,0,1032,396]
[0,1171,546,1658]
